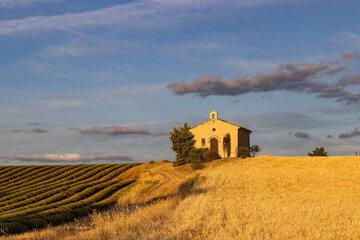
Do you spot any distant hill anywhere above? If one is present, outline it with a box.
[0,163,140,234]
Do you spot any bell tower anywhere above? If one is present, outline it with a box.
[209,111,218,120]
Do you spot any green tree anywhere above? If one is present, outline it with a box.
[308,147,328,156]
[250,145,261,157]
[169,123,196,166]
[238,146,250,158]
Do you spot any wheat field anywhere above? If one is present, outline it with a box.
[5,156,360,240]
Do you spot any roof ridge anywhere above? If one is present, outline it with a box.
[190,118,252,133]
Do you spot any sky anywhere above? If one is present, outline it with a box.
[0,0,360,165]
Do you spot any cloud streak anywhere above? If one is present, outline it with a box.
[167,55,360,105]
[67,125,168,137]
[342,51,360,60]
[337,75,360,87]
[339,128,360,139]
[325,66,347,75]
[27,122,42,125]
[5,127,47,133]
[0,0,57,8]
[0,0,294,36]
[0,153,132,163]
[28,128,48,133]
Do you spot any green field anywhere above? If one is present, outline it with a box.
[0,163,140,234]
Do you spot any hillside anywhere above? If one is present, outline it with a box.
[4,156,360,239]
[0,163,140,234]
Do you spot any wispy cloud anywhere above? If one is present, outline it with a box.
[28,128,48,133]
[27,122,42,125]
[0,0,58,8]
[6,127,47,133]
[331,32,360,49]
[0,153,132,163]
[325,66,347,75]
[0,0,296,36]
[39,38,137,58]
[11,128,24,133]
[337,75,360,87]
[339,128,360,139]
[227,58,278,74]
[342,51,360,60]
[67,125,168,137]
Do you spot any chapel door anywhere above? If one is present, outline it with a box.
[210,138,218,154]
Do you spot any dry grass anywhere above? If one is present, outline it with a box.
[5,156,360,240]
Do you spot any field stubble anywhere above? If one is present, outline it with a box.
[5,156,360,240]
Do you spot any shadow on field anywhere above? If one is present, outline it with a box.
[114,175,211,214]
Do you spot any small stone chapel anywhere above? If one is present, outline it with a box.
[190,111,252,158]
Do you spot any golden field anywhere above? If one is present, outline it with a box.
[4,156,360,240]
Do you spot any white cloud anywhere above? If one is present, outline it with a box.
[39,38,137,58]
[0,0,58,8]
[228,57,278,73]
[0,0,297,36]
[330,32,360,50]
[0,153,133,163]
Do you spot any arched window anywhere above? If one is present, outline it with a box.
[212,114,215,119]
[201,138,205,146]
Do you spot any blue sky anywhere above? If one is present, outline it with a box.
[0,0,360,165]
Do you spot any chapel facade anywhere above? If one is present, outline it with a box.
[190,111,252,158]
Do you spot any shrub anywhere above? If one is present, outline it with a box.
[238,147,250,158]
[203,150,219,162]
[191,160,205,171]
[250,145,261,157]
[149,161,155,164]
[189,148,208,163]
[308,147,328,156]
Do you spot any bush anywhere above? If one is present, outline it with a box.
[203,150,219,162]
[188,148,208,163]
[250,145,261,157]
[308,147,328,156]
[191,160,205,170]
[238,147,250,158]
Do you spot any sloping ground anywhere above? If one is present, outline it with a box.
[0,163,140,234]
[6,156,360,240]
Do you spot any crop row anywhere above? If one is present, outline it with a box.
[0,166,49,184]
[0,180,135,234]
[0,165,80,190]
[0,164,118,202]
[0,164,136,215]
[0,180,119,219]
[0,164,91,193]
[0,163,140,235]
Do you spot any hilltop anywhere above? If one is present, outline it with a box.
[4,156,360,240]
